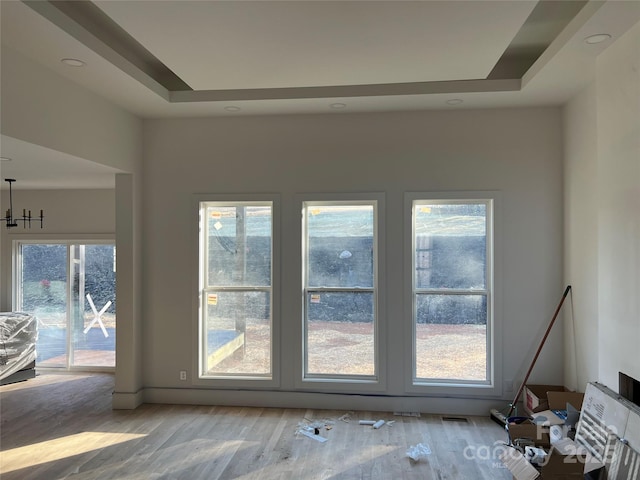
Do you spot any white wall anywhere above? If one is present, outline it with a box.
[142,108,565,414]
[0,189,115,311]
[563,83,599,392]
[596,22,640,390]
[0,46,141,173]
[564,22,640,393]
[113,173,144,409]
[0,46,144,407]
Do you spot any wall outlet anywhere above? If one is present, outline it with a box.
[179,370,187,381]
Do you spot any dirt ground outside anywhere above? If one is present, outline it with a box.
[209,321,487,381]
[38,313,486,380]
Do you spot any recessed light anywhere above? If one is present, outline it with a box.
[330,103,347,109]
[446,99,463,105]
[61,58,86,67]
[0,156,12,162]
[224,106,241,112]
[584,34,611,45]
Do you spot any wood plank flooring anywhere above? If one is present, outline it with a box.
[0,373,512,479]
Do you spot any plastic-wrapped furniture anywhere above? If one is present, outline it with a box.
[0,312,37,385]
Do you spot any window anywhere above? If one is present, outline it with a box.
[199,201,273,379]
[15,240,116,370]
[410,197,494,386]
[302,199,380,380]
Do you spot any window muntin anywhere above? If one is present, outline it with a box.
[302,202,378,379]
[200,202,273,378]
[412,200,492,385]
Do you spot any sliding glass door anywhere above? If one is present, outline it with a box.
[16,241,116,370]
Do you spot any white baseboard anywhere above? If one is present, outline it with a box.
[141,387,505,416]
[112,389,144,409]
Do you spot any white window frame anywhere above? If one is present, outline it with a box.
[296,193,386,393]
[193,194,280,388]
[404,191,502,397]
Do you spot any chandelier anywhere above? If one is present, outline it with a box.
[2,179,44,228]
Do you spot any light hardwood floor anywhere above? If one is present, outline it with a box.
[0,373,512,479]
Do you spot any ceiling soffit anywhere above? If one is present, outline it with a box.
[22,0,591,103]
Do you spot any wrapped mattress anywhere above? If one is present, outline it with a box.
[0,312,37,381]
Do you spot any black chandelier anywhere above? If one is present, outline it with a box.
[2,179,44,229]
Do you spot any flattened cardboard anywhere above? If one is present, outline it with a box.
[606,438,640,479]
[625,408,640,452]
[580,383,629,440]
[575,382,640,475]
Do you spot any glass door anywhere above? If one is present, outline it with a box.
[16,241,116,370]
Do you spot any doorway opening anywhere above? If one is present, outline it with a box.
[15,241,116,370]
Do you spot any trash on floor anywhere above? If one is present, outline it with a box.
[299,427,328,443]
[372,420,385,429]
[295,423,328,443]
[338,412,353,422]
[406,443,432,462]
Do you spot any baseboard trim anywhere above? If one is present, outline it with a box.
[112,390,144,409]
[142,387,505,416]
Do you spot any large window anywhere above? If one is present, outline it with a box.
[410,198,493,385]
[199,201,273,379]
[15,241,116,370]
[302,200,380,380]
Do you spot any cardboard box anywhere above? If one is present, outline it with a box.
[546,391,584,411]
[501,442,588,479]
[523,385,567,416]
[500,447,539,480]
[523,385,584,416]
[508,419,551,447]
[538,448,587,478]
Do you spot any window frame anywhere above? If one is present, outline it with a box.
[12,234,116,373]
[193,194,280,388]
[404,191,502,397]
[295,192,386,392]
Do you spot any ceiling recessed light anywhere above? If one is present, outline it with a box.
[61,58,86,67]
[224,106,241,112]
[584,34,611,45]
[0,156,12,162]
[446,99,463,105]
[330,103,347,109]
